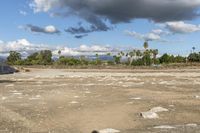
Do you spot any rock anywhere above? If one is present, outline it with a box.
[92,130,99,133]
[154,125,176,129]
[150,107,169,113]
[99,128,120,133]
[0,64,17,74]
[140,111,159,119]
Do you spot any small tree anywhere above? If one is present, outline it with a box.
[152,49,158,64]
[192,47,196,53]
[37,50,53,65]
[58,50,61,57]
[143,41,149,50]
[113,55,121,64]
[7,51,22,65]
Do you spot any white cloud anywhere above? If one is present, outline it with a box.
[125,29,167,42]
[78,45,110,52]
[0,39,115,57]
[166,21,200,34]
[53,47,80,56]
[0,39,50,57]
[152,29,170,35]
[30,0,58,13]
[44,25,57,33]
[19,10,27,16]
[53,45,112,56]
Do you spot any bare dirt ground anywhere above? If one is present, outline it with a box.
[1,68,200,133]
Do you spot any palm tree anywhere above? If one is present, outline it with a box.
[192,47,196,53]
[152,49,158,64]
[95,53,99,59]
[58,50,61,57]
[107,53,111,56]
[143,41,149,50]
[128,50,136,65]
[136,50,142,59]
[118,51,125,57]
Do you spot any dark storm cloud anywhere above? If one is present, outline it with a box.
[33,0,200,35]
[65,24,109,34]
[65,26,93,34]
[24,24,61,34]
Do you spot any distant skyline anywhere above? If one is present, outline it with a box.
[1,0,200,57]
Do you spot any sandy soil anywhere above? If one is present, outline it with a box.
[1,68,200,133]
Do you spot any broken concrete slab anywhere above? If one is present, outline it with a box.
[99,128,120,133]
[140,106,168,119]
[140,111,159,119]
[186,123,198,127]
[154,125,176,129]
[150,107,169,113]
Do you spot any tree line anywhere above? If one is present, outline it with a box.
[5,42,200,67]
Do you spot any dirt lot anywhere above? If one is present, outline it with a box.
[1,68,200,133]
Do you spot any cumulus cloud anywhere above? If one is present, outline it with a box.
[0,39,50,57]
[166,21,200,34]
[125,29,168,42]
[52,47,80,56]
[0,39,115,57]
[78,45,110,52]
[30,0,200,36]
[22,24,61,34]
[53,45,112,56]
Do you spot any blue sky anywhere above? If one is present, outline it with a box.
[1,0,200,56]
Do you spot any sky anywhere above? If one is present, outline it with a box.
[1,0,200,57]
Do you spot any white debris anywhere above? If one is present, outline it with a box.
[36,95,41,98]
[130,97,142,100]
[29,95,41,100]
[70,101,79,104]
[2,97,7,100]
[13,92,22,95]
[141,106,168,119]
[140,112,159,119]
[35,75,41,78]
[6,84,14,87]
[186,123,198,127]
[29,97,39,100]
[126,102,133,105]
[99,128,120,133]
[85,91,91,94]
[10,90,17,93]
[36,81,43,84]
[195,95,200,99]
[150,107,169,113]
[154,125,176,129]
